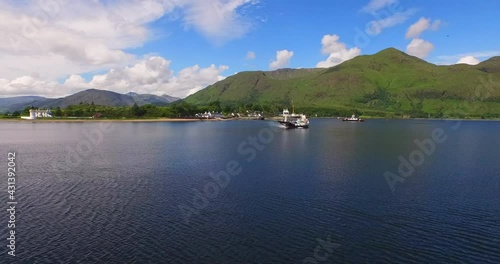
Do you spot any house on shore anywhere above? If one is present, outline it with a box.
[21,109,53,120]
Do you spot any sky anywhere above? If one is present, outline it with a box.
[0,0,499,98]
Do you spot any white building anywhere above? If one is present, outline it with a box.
[21,109,53,120]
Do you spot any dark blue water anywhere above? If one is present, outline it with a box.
[1,119,499,263]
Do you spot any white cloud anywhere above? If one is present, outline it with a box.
[0,76,66,99]
[435,51,500,65]
[316,35,361,68]
[406,17,430,39]
[406,17,441,39]
[0,1,147,80]
[366,8,417,35]
[180,0,259,44]
[64,75,88,88]
[171,64,229,96]
[246,51,256,59]
[431,20,442,30]
[87,57,229,97]
[0,57,229,98]
[456,56,480,65]
[406,38,434,58]
[361,0,397,14]
[269,50,294,70]
[90,57,173,88]
[0,0,255,98]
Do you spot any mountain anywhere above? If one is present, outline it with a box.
[160,94,181,103]
[0,89,180,113]
[45,89,136,108]
[126,92,180,105]
[184,48,500,117]
[0,96,51,113]
[475,57,500,73]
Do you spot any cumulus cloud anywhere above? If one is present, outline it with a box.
[406,38,434,58]
[0,0,255,97]
[316,35,361,68]
[366,8,417,35]
[91,58,228,97]
[0,57,229,98]
[361,0,398,14]
[90,57,172,89]
[406,17,441,39]
[456,56,480,65]
[169,64,229,96]
[269,50,294,70]
[64,75,88,88]
[246,51,256,59]
[0,76,65,98]
[0,1,148,80]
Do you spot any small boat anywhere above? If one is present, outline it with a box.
[343,114,365,122]
[278,109,309,129]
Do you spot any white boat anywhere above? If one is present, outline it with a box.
[342,114,365,122]
[278,109,309,129]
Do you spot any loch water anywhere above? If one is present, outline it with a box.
[1,119,499,263]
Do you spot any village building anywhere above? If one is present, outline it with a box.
[21,109,53,119]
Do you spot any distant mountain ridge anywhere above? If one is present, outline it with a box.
[125,92,180,106]
[0,89,180,113]
[0,96,48,112]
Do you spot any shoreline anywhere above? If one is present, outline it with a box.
[312,117,500,121]
[1,117,500,123]
[0,117,266,123]
[0,118,206,123]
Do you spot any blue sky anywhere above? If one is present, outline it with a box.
[0,0,499,98]
[139,0,500,72]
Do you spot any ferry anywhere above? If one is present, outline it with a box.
[278,109,309,129]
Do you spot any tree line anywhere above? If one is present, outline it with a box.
[2,99,499,119]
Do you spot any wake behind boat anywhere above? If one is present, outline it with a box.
[278,109,309,129]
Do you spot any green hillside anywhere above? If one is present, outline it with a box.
[185,48,500,118]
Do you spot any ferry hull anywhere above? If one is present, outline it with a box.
[278,121,309,129]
